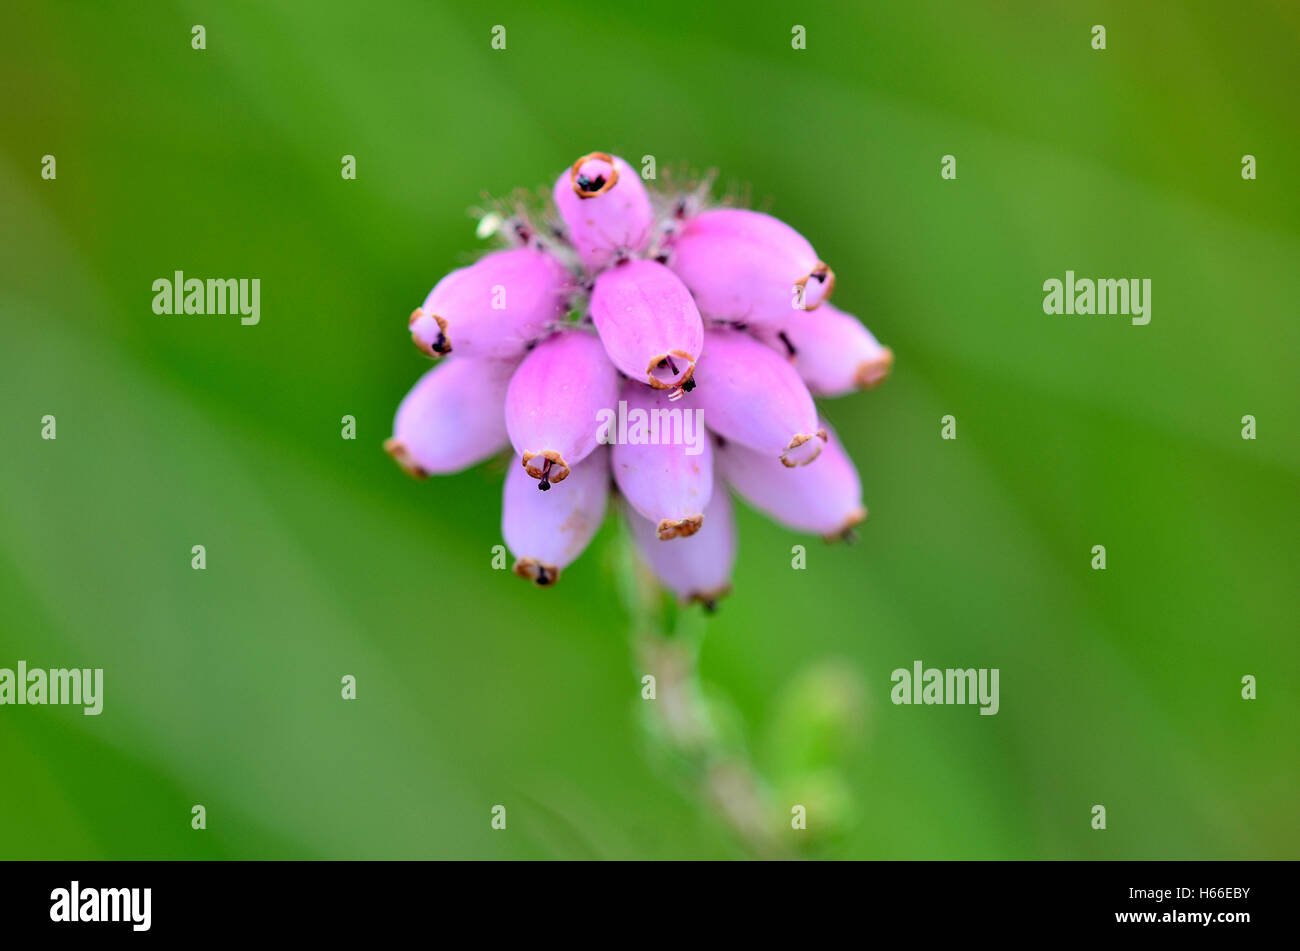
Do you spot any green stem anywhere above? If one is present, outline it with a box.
[612,520,786,858]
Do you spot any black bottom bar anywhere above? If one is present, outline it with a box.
[0,860,1284,938]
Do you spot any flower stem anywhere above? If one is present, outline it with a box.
[612,520,786,858]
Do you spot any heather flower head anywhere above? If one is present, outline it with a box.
[388,152,893,602]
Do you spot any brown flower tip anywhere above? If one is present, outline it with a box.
[794,261,835,310]
[657,514,704,540]
[570,152,619,198]
[855,347,894,389]
[781,430,828,467]
[384,438,428,479]
[646,349,697,389]
[514,558,560,587]
[521,450,571,490]
[824,507,868,543]
[410,308,451,357]
[689,585,733,612]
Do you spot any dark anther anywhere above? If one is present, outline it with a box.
[777,331,797,357]
[674,199,688,218]
[538,458,553,491]
[432,334,449,354]
[702,599,717,613]
[664,356,679,375]
[682,378,696,393]
[576,174,605,192]
[654,253,669,265]
[536,567,552,585]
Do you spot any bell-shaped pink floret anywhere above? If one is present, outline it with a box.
[410,247,572,360]
[589,259,704,390]
[666,208,834,326]
[717,422,865,539]
[691,328,825,466]
[501,446,610,586]
[758,303,893,397]
[625,480,736,608]
[384,357,513,478]
[505,330,619,490]
[552,152,654,274]
[610,380,714,539]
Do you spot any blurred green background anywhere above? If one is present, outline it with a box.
[1,0,1297,859]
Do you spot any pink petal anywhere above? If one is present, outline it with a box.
[717,421,866,539]
[589,259,704,390]
[410,247,572,360]
[552,152,654,273]
[501,446,610,586]
[505,330,619,489]
[625,479,736,608]
[692,328,825,466]
[757,303,893,397]
[666,208,834,326]
[610,380,714,539]
[384,357,513,478]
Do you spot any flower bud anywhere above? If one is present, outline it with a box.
[625,480,736,608]
[501,446,610,586]
[552,152,654,273]
[692,329,825,466]
[666,208,834,326]
[505,330,619,489]
[758,304,893,397]
[717,421,865,539]
[384,357,513,478]
[590,259,704,390]
[410,247,572,360]
[610,380,714,538]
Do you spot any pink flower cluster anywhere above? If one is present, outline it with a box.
[387,153,892,605]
